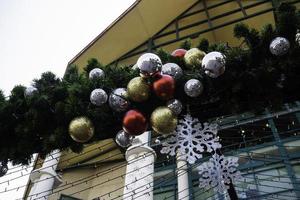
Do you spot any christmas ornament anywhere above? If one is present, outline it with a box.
[123,110,147,136]
[184,48,206,67]
[89,68,105,79]
[109,88,129,112]
[69,117,94,143]
[198,153,241,194]
[161,63,183,80]
[166,99,182,115]
[0,162,8,177]
[127,77,150,102]
[90,88,108,106]
[137,53,162,77]
[161,114,221,164]
[202,51,226,78]
[115,130,133,148]
[153,74,175,100]
[184,79,203,97]
[296,30,300,46]
[24,86,38,97]
[269,37,290,56]
[171,48,187,58]
[151,107,177,134]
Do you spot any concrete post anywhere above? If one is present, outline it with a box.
[176,152,190,200]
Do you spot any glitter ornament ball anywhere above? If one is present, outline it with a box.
[123,110,147,136]
[202,51,226,78]
[115,130,133,148]
[137,53,162,77]
[69,117,94,143]
[161,63,183,80]
[184,48,206,67]
[153,74,175,100]
[166,99,182,116]
[24,86,38,97]
[90,88,108,106]
[89,68,105,79]
[184,79,204,97]
[151,107,178,134]
[109,88,129,112]
[127,77,150,102]
[171,48,187,58]
[269,37,290,56]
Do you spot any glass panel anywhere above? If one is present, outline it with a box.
[272,113,300,138]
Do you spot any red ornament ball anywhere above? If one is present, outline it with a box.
[153,74,175,100]
[171,49,187,58]
[123,110,147,136]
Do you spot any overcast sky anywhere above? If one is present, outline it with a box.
[0,0,135,198]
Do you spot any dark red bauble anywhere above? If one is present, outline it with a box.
[122,110,147,136]
[171,49,187,58]
[153,74,175,100]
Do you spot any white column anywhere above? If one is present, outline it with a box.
[28,150,62,200]
[123,132,156,200]
[177,152,190,200]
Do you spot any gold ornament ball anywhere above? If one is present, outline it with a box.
[151,107,178,134]
[69,117,94,143]
[184,48,206,67]
[127,77,150,102]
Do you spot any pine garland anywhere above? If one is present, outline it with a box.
[0,3,299,165]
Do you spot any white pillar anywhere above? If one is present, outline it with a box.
[28,150,62,200]
[177,152,190,200]
[123,132,156,200]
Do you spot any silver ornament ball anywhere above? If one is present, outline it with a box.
[0,162,8,177]
[109,88,130,112]
[184,79,204,97]
[166,99,183,115]
[24,86,38,97]
[202,51,226,78]
[90,88,108,106]
[161,63,183,80]
[137,53,162,76]
[269,37,290,56]
[89,68,105,79]
[115,130,133,148]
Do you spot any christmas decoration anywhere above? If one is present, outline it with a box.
[115,130,133,148]
[184,79,203,97]
[161,63,183,80]
[89,68,105,79]
[150,107,177,134]
[269,37,290,56]
[197,153,241,194]
[166,99,182,115]
[202,51,226,78]
[90,88,108,106]
[137,53,162,77]
[24,86,38,97]
[161,114,221,164]
[171,48,187,58]
[184,48,206,67]
[109,88,129,112]
[153,74,175,100]
[0,162,8,177]
[69,117,94,143]
[127,77,150,102]
[123,110,147,136]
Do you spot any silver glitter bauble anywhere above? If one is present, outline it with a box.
[137,53,162,77]
[109,88,130,112]
[202,51,226,78]
[0,162,8,177]
[269,37,290,56]
[89,68,105,79]
[161,63,183,80]
[184,79,204,97]
[24,86,38,97]
[115,130,133,148]
[166,99,182,115]
[90,88,108,106]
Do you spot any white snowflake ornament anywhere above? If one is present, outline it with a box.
[198,153,242,194]
[160,114,221,164]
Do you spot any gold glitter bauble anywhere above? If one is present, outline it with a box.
[69,117,94,143]
[151,107,178,134]
[127,77,150,102]
[184,48,206,67]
